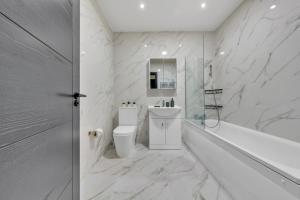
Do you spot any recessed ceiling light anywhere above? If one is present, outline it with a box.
[270,4,277,10]
[161,51,168,56]
[144,44,148,48]
[201,2,206,9]
[178,44,182,48]
[220,51,225,56]
[140,3,145,9]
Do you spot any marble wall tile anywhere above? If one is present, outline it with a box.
[80,0,114,197]
[113,32,206,145]
[212,0,300,142]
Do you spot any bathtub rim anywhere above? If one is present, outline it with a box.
[183,119,300,199]
[184,119,300,186]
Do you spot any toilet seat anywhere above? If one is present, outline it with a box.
[113,126,136,136]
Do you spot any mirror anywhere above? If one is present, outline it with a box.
[149,58,177,89]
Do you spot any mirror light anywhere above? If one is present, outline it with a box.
[201,2,206,9]
[220,51,225,56]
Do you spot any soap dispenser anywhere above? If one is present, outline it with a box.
[171,98,175,107]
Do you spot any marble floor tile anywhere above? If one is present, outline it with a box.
[81,144,233,200]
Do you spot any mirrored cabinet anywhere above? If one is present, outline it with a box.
[148,58,177,90]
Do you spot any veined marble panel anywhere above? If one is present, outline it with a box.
[80,0,114,198]
[212,0,300,142]
[81,144,234,200]
[113,32,205,144]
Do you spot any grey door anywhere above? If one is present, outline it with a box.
[0,0,79,199]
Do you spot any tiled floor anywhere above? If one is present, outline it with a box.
[81,144,233,200]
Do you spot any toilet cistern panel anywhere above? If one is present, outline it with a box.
[119,107,137,125]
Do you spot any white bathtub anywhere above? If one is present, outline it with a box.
[183,119,300,200]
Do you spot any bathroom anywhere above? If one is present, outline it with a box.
[0,0,299,199]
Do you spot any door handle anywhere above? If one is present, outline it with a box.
[73,93,87,106]
[73,93,87,99]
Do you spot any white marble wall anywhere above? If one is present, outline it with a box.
[212,0,300,142]
[80,0,114,196]
[113,32,205,145]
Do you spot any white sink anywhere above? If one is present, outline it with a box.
[148,105,181,117]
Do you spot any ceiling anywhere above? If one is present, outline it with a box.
[96,0,244,32]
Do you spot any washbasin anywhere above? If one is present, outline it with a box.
[148,105,181,117]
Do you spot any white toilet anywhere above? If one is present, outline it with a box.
[113,107,137,158]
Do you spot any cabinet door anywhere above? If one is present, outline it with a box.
[165,119,181,145]
[149,118,166,145]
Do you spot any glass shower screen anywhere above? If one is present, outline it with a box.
[185,56,205,126]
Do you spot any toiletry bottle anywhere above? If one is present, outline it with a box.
[171,98,174,107]
[162,100,165,107]
[127,101,131,107]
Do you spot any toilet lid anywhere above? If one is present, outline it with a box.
[113,126,136,136]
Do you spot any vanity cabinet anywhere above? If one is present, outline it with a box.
[165,118,181,145]
[149,118,166,145]
[149,116,182,149]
